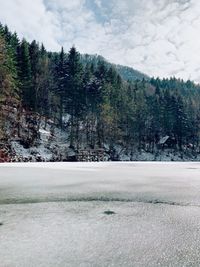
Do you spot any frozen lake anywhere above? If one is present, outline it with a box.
[1,162,200,266]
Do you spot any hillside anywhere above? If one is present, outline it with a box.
[81,54,149,81]
[115,64,149,81]
[1,23,200,162]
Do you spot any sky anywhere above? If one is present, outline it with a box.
[0,0,199,82]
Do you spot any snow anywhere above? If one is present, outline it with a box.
[10,119,72,161]
[1,162,200,266]
[3,105,200,163]
[158,135,169,145]
[10,141,52,162]
[7,114,200,162]
[39,129,51,135]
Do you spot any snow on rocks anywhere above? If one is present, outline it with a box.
[3,110,200,162]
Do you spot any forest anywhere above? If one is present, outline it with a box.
[1,23,200,161]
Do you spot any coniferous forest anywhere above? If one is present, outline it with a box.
[1,23,200,161]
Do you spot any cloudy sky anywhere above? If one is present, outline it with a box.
[0,0,199,82]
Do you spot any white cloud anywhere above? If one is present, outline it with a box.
[0,0,61,50]
[97,0,200,82]
[0,0,200,82]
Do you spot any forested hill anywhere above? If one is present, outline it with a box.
[1,23,200,162]
[80,54,149,81]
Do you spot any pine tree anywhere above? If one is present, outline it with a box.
[18,39,33,108]
[29,40,40,111]
[0,34,19,140]
[65,46,84,148]
[35,45,51,117]
[55,47,67,128]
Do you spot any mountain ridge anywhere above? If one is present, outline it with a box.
[80,53,149,81]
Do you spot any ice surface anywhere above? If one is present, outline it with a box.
[1,162,200,266]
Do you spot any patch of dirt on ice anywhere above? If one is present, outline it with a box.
[103,210,116,215]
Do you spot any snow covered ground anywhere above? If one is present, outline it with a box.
[1,162,200,266]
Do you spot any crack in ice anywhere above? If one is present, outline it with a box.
[0,197,198,208]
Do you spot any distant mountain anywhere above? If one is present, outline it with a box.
[81,54,149,81]
[114,64,149,81]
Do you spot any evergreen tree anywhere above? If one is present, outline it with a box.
[55,47,67,128]
[18,39,33,108]
[0,34,19,139]
[65,46,84,148]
